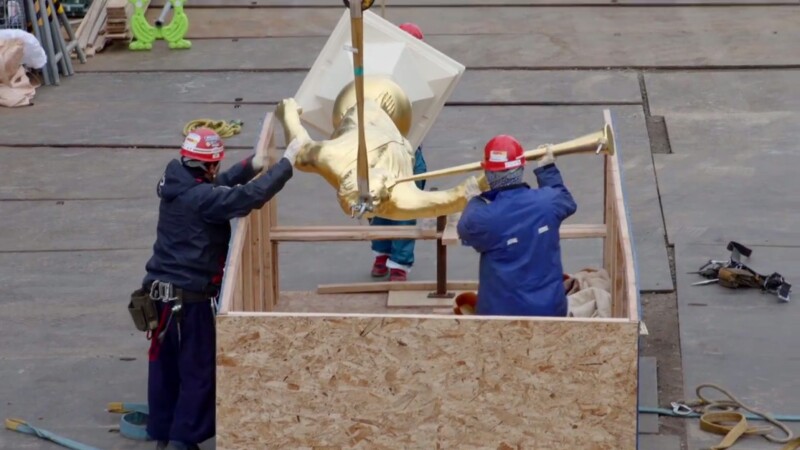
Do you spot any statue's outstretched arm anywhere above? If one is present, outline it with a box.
[377,175,490,221]
[275,98,314,148]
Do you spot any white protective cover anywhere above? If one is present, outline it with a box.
[293,10,465,150]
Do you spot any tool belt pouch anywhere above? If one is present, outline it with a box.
[128,289,159,332]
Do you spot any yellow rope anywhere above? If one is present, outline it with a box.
[183,119,243,138]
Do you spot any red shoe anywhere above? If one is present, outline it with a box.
[371,255,389,277]
[389,268,407,282]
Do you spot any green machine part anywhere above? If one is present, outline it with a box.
[129,0,191,51]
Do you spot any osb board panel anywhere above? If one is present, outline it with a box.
[216,315,638,449]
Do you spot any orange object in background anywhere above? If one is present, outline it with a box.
[454,292,478,315]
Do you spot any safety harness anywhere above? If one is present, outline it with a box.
[128,281,217,361]
[690,241,792,302]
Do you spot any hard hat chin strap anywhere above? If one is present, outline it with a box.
[181,156,217,170]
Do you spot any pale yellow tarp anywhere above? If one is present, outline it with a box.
[0,39,37,108]
[566,268,613,318]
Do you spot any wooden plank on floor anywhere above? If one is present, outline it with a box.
[318,281,478,294]
[78,5,800,72]
[387,290,467,308]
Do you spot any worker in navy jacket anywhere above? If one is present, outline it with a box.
[139,127,300,450]
[457,135,577,317]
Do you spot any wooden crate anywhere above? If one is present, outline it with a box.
[215,110,642,449]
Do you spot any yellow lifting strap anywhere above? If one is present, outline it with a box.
[681,384,800,450]
[183,119,243,139]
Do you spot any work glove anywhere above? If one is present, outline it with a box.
[464,176,482,200]
[282,138,304,166]
[252,152,265,172]
[538,144,555,168]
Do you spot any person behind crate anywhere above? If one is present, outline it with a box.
[132,127,302,450]
[369,22,429,282]
[457,134,577,317]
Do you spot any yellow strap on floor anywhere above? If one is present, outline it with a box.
[683,384,796,449]
[700,412,771,449]
[183,119,243,138]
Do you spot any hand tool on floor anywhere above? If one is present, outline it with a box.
[689,241,792,302]
[343,0,375,219]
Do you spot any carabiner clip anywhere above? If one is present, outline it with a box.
[670,402,694,416]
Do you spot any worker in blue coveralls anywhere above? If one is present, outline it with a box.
[135,127,302,450]
[368,22,429,282]
[457,134,577,317]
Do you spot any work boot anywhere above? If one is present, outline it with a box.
[389,268,408,282]
[371,255,389,277]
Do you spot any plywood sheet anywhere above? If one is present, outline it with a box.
[216,315,639,449]
[30,70,641,104]
[78,5,800,72]
[675,244,800,450]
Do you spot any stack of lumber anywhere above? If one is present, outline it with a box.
[72,0,144,58]
[104,0,135,41]
[73,0,108,57]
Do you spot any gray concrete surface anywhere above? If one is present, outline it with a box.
[34,70,642,105]
[675,244,800,450]
[0,250,153,449]
[78,5,800,72]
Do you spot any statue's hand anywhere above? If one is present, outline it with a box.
[368,170,392,211]
[275,98,303,122]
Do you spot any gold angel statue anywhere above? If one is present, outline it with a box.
[274,75,487,221]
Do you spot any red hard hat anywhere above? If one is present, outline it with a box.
[481,135,525,172]
[180,127,225,163]
[399,22,424,40]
